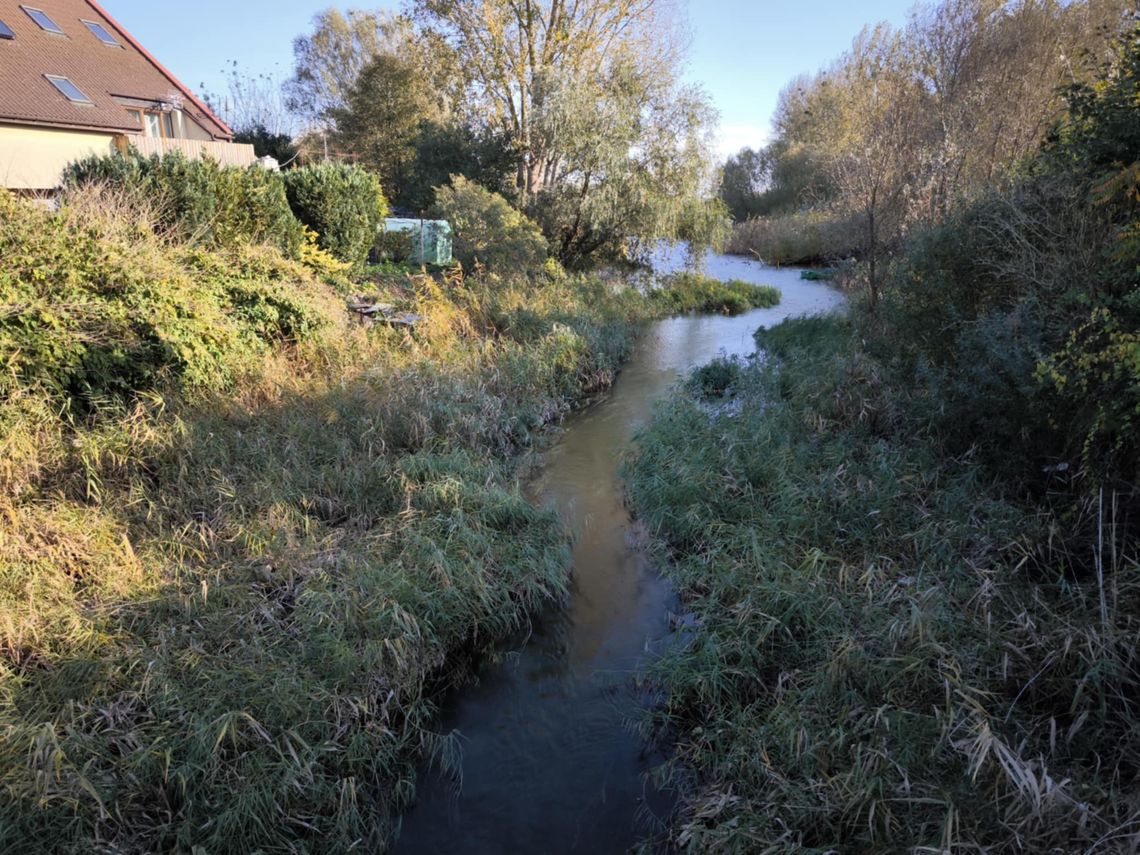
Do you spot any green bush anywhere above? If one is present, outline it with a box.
[284,162,388,266]
[433,175,548,273]
[0,191,333,406]
[689,358,741,397]
[64,151,303,256]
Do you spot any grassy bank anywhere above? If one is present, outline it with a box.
[626,316,1139,851]
[651,272,781,316]
[0,189,654,852]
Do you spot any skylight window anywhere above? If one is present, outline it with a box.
[45,75,92,104]
[83,20,120,47]
[0,19,15,40]
[21,6,64,34]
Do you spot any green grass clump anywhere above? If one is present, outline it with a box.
[799,268,837,281]
[0,188,655,852]
[651,272,781,316]
[688,357,740,397]
[626,316,1139,852]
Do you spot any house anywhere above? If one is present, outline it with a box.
[0,0,254,190]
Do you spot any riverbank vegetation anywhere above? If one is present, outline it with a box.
[0,112,783,844]
[719,0,1131,274]
[268,0,731,270]
[0,174,667,850]
[651,273,781,316]
[630,317,1139,851]
[630,16,1140,852]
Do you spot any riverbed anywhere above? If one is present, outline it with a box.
[394,252,844,853]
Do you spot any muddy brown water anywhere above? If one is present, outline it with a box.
[394,252,844,854]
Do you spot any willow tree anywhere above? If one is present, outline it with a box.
[412,0,724,265]
[825,26,927,307]
[528,57,725,266]
[412,0,686,203]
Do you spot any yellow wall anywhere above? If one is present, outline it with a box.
[0,125,117,190]
[177,111,213,142]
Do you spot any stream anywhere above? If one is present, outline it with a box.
[394,251,845,853]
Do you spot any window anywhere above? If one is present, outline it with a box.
[45,75,92,104]
[0,20,15,39]
[82,20,120,47]
[135,109,175,138]
[21,7,64,34]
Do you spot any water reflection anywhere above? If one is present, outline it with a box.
[393,253,844,854]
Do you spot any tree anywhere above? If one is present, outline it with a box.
[736,0,1133,273]
[403,123,516,214]
[411,0,722,266]
[412,0,685,204]
[719,148,770,222]
[826,26,924,307]
[201,61,297,160]
[284,9,411,125]
[329,54,437,202]
[527,56,725,266]
[234,125,299,166]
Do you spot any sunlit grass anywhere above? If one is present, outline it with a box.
[627,316,1140,852]
[0,189,657,852]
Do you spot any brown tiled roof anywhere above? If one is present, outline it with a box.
[0,0,231,138]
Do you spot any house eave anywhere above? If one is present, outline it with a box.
[0,116,141,136]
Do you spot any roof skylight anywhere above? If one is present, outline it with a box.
[21,7,64,34]
[45,75,93,104]
[83,20,120,47]
[0,19,15,39]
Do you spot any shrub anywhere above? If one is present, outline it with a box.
[433,175,548,273]
[63,151,303,256]
[375,228,415,263]
[0,191,335,406]
[284,162,388,266]
[689,357,740,396]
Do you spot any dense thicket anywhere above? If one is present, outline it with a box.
[878,21,1140,484]
[723,0,1132,275]
[65,154,387,268]
[64,151,304,256]
[630,20,1140,853]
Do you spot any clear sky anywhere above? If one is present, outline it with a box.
[99,0,919,159]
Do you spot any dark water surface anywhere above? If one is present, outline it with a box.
[394,253,844,854]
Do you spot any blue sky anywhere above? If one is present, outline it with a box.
[100,0,918,159]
